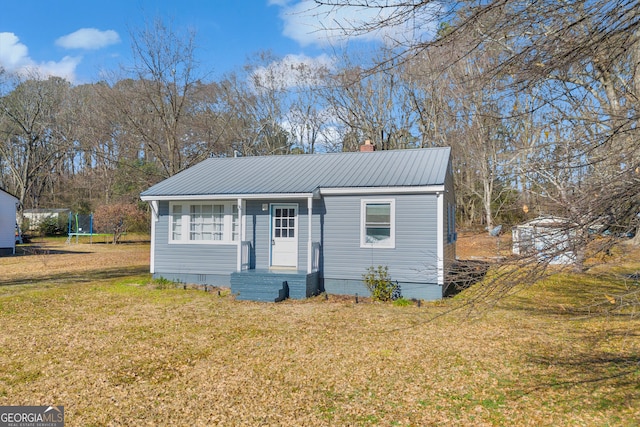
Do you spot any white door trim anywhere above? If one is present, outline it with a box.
[270,203,299,269]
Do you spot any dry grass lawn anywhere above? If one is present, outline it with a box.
[0,236,639,426]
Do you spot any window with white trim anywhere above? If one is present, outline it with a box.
[170,202,238,244]
[361,199,395,248]
[171,204,183,240]
[232,204,239,242]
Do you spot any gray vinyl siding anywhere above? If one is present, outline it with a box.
[154,199,319,283]
[321,193,440,299]
[0,190,17,255]
[154,192,447,299]
[244,200,269,269]
[443,161,457,273]
[143,147,455,299]
[244,199,315,270]
[153,201,237,285]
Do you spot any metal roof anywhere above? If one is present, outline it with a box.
[0,188,18,200]
[141,147,451,198]
[24,208,71,213]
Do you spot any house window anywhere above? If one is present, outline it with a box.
[170,202,238,244]
[232,204,239,242]
[447,204,457,244]
[361,199,395,248]
[171,204,183,241]
[189,204,224,241]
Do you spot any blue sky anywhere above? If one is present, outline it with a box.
[0,0,429,85]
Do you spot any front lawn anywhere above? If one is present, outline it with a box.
[0,239,638,425]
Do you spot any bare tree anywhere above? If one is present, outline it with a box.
[321,52,421,151]
[403,41,517,230]
[315,0,640,306]
[116,18,204,177]
[0,73,74,216]
[243,52,297,155]
[282,59,333,154]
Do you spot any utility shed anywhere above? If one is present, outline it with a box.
[0,189,19,256]
[141,145,457,301]
[512,216,577,264]
[22,208,71,230]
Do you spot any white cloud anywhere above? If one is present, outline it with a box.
[273,0,440,48]
[36,56,82,81]
[0,32,31,70]
[251,53,334,91]
[0,32,80,82]
[55,28,120,50]
[267,0,290,6]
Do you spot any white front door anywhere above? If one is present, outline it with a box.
[271,204,298,268]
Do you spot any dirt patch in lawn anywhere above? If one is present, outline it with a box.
[456,230,513,259]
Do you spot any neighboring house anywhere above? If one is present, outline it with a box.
[23,208,71,231]
[141,144,457,301]
[512,216,577,265]
[0,189,19,256]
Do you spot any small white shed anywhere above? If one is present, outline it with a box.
[23,208,71,230]
[0,189,19,256]
[512,216,577,265]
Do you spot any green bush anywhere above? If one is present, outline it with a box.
[38,216,67,236]
[362,265,401,302]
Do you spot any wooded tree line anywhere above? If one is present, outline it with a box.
[1,2,639,254]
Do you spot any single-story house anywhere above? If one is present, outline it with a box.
[512,215,577,264]
[141,144,456,301]
[0,189,19,256]
[22,208,71,231]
